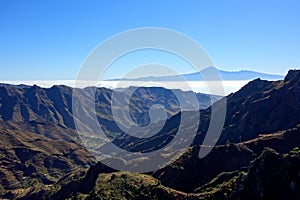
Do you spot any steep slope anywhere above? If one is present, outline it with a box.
[112,70,300,155]
[0,84,219,137]
[194,69,300,145]
[148,70,300,194]
[198,147,300,200]
[22,171,192,200]
[18,124,300,200]
[153,123,300,193]
[1,70,299,199]
[0,84,218,195]
[235,147,300,200]
[0,124,96,194]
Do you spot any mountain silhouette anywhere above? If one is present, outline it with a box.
[109,67,284,81]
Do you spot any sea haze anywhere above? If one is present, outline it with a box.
[0,68,283,95]
[0,80,250,96]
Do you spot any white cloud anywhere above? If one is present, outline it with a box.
[0,80,249,96]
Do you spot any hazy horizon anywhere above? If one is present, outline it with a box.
[0,80,250,96]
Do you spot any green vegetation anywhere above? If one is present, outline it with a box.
[86,172,186,200]
[290,147,300,155]
[284,146,300,157]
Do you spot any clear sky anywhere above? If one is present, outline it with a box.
[1,0,299,80]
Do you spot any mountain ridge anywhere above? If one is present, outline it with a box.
[108,67,284,81]
[0,69,300,199]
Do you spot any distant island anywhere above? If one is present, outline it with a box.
[108,67,284,81]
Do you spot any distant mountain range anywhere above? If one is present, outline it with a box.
[1,70,300,199]
[109,67,284,81]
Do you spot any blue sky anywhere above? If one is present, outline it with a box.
[0,0,299,80]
